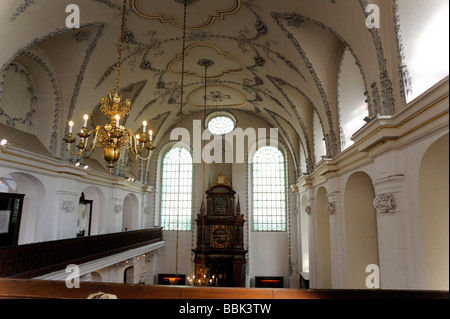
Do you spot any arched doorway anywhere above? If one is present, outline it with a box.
[82,187,105,235]
[419,134,449,290]
[316,186,331,289]
[124,266,134,284]
[344,171,379,289]
[123,193,139,231]
[91,272,103,283]
[0,173,46,244]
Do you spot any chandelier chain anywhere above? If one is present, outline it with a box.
[178,0,188,129]
[175,0,188,282]
[201,63,208,269]
[115,0,127,93]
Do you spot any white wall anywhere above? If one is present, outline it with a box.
[338,48,369,150]
[398,0,449,102]
[313,111,326,163]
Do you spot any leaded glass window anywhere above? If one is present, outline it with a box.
[207,116,235,135]
[252,146,286,232]
[161,147,193,231]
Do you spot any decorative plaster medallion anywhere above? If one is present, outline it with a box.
[131,0,242,30]
[0,63,37,128]
[373,193,396,213]
[167,43,245,78]
[61,200,76,212]
[187,84,247,107]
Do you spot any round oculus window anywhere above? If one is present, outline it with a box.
[206,113,236,135]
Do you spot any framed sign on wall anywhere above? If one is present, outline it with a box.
[0,193,25,247]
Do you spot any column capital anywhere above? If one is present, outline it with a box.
[305,205,312,215]
[114,204,123,214]
[373,193,396,213]
[326,201,337,215]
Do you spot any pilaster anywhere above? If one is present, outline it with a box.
[141,185,154,229]
[110,189,125,232]
[326,189,345,289]
[55,177,80,240]
[372,174,411,289]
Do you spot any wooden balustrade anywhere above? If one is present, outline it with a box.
[0,278,448,299]
[0,228,163,279]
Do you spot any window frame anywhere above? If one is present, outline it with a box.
[204,110,237,136]
[160,146,193,232]
[251,145,287,232]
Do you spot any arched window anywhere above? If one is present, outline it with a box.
[252,146,286,232]
[161,147,193,231]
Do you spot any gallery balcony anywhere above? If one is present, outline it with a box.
[0,228,163,279]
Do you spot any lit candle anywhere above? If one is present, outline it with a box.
[142,121,147,133]
[115,115,120,128]
[149,130,153,142]
[83,114,89,127]
[136,135,140,145]
[68,121,74,133]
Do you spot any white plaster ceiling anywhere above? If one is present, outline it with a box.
[0,0,404,173]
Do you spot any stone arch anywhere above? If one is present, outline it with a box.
[91,272,103,283]
[418,133,449,290]
[124,266,135,284]
[1,172,47,244]
[81,186,106,235]
[344,171,378,289]
[123,193,139,231]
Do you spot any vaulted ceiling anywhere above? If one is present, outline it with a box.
[0,0,405,175]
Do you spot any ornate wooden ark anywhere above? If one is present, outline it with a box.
[193,174,247,287]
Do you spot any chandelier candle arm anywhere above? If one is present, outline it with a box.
[62,0,156,175]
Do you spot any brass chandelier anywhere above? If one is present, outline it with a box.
[64,0,155,175]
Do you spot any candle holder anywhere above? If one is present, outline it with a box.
[63,0,156,175]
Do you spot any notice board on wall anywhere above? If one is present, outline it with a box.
[0,193,25,247]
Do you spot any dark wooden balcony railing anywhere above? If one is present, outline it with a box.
[0,228,163,279]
